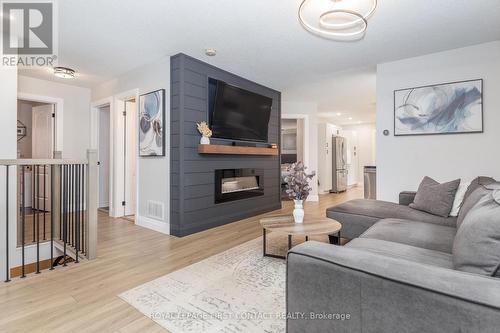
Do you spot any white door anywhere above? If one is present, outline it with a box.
[98,106,110,208]
[124,100,136,216]
[32,104,54,211]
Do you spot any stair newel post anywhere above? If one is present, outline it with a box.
[63,164,67,266]
[21,165,26,278]
[50,164,55,270]
[4,165,10,282]
[75,164,80,263]
[86,150,98,260]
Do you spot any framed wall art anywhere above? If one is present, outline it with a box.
[139,89,165,156]
[394,79,483,136]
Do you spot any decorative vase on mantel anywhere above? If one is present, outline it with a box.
[200,136,210,145]
[293,199,305,223]
[196,121,212,145]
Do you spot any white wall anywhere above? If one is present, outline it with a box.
[377,41,500,202]
[281,100,319,200]
[0,66,18,280]
[92,56,170,233]
[17,101,33,158]
[18,76,91,159]
[342,123,376,184]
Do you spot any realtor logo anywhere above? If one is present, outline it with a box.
[1,0,57,67]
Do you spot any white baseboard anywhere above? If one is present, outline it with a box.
[307,195,319,202]
[136,216,170,235]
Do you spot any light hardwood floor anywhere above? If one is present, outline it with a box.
[0,188,362,333]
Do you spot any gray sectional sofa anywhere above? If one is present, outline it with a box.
[286,177,500,333]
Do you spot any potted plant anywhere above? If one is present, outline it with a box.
[284,162,316,223]
[196,121,212,144]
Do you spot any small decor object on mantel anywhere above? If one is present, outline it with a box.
[196,121,212,145]
[284,162,316,223]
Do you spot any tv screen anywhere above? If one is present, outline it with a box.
[209,78,272,143]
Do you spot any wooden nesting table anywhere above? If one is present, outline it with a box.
[259,215,342,259]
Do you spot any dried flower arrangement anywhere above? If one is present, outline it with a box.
[284,162,316,201]
[196,121,212,137]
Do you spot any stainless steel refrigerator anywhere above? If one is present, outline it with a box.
[330,136,348,193]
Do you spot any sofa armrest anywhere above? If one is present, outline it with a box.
[287,241,500,333]
[399,191,417,206]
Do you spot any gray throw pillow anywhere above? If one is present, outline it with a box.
[462,176,496,203]
[409,176,460,217]
[457,186,491,229]
[453,184,500,277]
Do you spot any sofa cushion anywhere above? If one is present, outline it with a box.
[327,199,457,229]
[457,185,492,229]
[453,184,500,277]
[409,176,460,217]
[325,209,379,240]
[360,218,457,253]
[462,176,496,203]
[346,238,453,269]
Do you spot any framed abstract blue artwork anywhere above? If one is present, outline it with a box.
[139,89,165,156]
[394,79,483,136]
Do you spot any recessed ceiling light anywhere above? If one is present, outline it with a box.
[336,112,342,116]
[205,48,217,56]
[54,66,75,79]
[348,117,353,120]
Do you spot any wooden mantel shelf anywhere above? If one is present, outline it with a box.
[197,144,279,156]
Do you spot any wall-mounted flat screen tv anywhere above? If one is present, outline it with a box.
[208,78,272,143]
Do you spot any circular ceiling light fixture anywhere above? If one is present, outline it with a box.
[53,66,76,79]
[205,48,217,56]
[298,0,377,41]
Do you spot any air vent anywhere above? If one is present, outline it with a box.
[147,201,164,221]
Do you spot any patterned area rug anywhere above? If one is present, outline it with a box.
[120,237,290,333]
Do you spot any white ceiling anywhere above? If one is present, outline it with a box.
[284,66,377,125]
[19,0,500,123]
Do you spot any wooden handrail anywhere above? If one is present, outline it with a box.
[0,159,89,166]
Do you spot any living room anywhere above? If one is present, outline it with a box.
[1,1,500,332]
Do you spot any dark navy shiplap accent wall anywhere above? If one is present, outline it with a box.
[170,53,282,237]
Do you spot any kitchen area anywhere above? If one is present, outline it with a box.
[317,122,377,199]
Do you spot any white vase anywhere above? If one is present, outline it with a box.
[200,136,210,145]
[293,200,304,223]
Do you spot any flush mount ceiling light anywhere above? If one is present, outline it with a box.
[298,0,377,41]
[205,48,217,56]
[53,66,75,79]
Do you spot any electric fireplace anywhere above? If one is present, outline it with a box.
[215,169,264,204]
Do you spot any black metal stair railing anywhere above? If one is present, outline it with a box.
[1,158,91,282]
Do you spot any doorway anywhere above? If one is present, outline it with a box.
[17,99,55,244]
[91,90,138,220]
[280,117,306,200]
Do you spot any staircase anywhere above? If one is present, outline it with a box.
[1,150,98,281]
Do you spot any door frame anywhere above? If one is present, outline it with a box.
[115,90,139,220]
[281,114,310,173]
[17,92,63,153]
[90,89,139,219]
[90,97,114,216]
[280,114,318,201]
